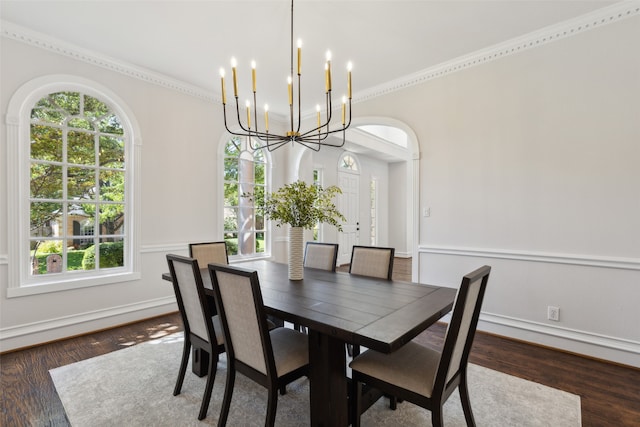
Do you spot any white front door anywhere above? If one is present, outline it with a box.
[337,170,359,265]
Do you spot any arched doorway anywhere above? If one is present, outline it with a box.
[345,117,420,278]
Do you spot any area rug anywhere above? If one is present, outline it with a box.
[50,334,581,426]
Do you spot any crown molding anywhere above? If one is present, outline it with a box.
[354,1,640,104]
[3,2,639,107]
[0,20,217,103]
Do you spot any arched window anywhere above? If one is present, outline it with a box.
[339,153,359,171]
[6,76,140,296]
[222,136,268,258]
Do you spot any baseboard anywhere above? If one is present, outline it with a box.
[0,296,177,353]
[477,312,640,369]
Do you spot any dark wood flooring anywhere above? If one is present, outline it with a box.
[2,258,639,426]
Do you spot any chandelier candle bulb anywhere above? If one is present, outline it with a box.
[217,0,354,151]
[251,60,257,93]
[219,68,226,104]
[231,57,238,97]
[246,100,251,128]
[297,39,302,75]
[347,62,352,99]
[325,51,332,92]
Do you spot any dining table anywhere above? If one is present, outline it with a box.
[162,259,457,427]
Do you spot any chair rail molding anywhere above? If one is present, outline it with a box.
[419,245,640,271]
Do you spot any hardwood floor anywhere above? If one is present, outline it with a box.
[2,258,639,426]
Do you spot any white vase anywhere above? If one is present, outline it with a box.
[288,226,304,280]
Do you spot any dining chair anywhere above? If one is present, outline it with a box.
[189,241,229,266]
[293,241,340,333]
[349,265,492,427]
[349,245,395,280]
[303,241,339,271]
[348,245,395,357]
[166,254,226,421]
[208,263,310,427]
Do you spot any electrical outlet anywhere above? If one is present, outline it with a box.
[547,306,560,321]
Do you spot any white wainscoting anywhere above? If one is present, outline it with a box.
[0,296,177,352]
[418,246,640,368]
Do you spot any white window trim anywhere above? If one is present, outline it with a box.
[6,75,142,297]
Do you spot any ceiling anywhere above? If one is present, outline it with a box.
[0,0,619,160]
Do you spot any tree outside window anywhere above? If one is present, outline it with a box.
[223,136,267,257]
[29,91,126,275]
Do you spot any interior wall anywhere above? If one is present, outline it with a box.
[388,161,408,256]
[1,14,638,368]
[353,16,640,367]
[0,38,226,351]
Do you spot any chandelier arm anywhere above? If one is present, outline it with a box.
[219,0,352,152]
[233,97,253,134]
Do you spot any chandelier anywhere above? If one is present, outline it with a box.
[219,0,352,152]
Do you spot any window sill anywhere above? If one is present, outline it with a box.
[6,271,141,298]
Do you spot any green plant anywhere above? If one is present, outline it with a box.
[82,241,124,269]
[244,180,345,230]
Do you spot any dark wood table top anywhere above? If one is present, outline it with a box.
[163,259,457,354]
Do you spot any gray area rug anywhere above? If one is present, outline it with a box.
[50,333,581,426]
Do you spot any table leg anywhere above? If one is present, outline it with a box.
[191,347,209,377]
[308,330,349,427]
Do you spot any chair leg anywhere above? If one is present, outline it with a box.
[389,395,397,410]
[197,354,218,421]
[459,370,477,427]
[431,405,444,427]
[266,385,279,427]
[174,339,191,396]
[279,384,287,395]
[217,368,235,426]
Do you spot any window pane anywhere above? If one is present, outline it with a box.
[84,95,110,120]
[31,240,64,275]
[225,233,238,255]
[255,212,264,230]
[255,162,265,185]
[224,158,239,181]
[100,170,124,201]
[30,124,63,162]
[255,232,265,253]
[98,114,124,135]
[99,136,125,168]
[224,183,239,207]
[67,247,86,272]
[30,202,63,237]
[224,208,238,231]
[68,130,95,165]
[68,118,92,130]
[97,238,124,269]
[31,97,65,125]
[67,167,96,200]
[51,92,80,115]
[225,138,240,156]
[31,163,63,199]
[100,204,125,236]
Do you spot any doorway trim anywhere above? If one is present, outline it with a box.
[348,117,420,280]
